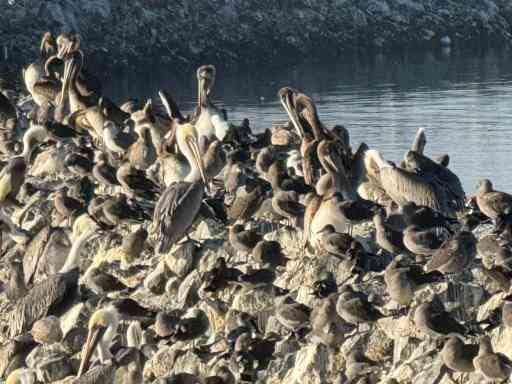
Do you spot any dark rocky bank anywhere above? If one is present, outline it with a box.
[1,0,512,78]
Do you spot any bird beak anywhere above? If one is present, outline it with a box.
[198,75,210,108]
[78,324,106,377]
[40,33,50,56]
[323,151,340,173]
[57,40,71,60]
[279,90,304,138]
[185,135,208,186]
[58,59,74,107]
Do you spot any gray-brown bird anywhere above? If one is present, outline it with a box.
[229,224,262,255]
[373,209,407,255]
[425,231,477,275]
[441,336,478,373]
[476,179,512,220]
[473,335,512,381]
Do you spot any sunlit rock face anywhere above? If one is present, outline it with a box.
[1,0,512,71]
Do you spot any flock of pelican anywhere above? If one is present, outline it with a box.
[0,32,512,383]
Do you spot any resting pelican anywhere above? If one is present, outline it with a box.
[193,65,229,141]
[8,227,101,338]
[364,150,449,215]
[78,306,119,377]
[153,122,208,254]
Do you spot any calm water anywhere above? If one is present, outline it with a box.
[105,48,512,194]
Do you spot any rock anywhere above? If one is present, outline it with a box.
[26,344,72,383]
[164,242,198,278]
[144,261,170,295]
[281,343,330,384]
[31,316,62,344]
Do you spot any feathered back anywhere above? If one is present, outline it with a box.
[380,166,447,213]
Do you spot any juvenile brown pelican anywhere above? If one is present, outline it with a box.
[153,122,208,253]
[476,179,512,220]
[473,335,512,380]
[194,65,229,141]
[53,186,84,225]
[8,227,101,337]
[78,305,119,377]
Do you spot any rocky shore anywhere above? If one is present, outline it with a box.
[2,0,512,76]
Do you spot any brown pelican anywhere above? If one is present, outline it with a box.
[476,179,512,220]
[60,50,98,114]
[194,65,229,141]
[404,150,465,213]
[364,149,449,215]
[153,122,208,254]
[78,306,119,377]
[8,227,101,338]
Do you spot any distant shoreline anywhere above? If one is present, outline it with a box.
[1,0,511,83]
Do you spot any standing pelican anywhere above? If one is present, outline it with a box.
[193,65,229,141]
[153,122,208,253]
[8,227,101,338]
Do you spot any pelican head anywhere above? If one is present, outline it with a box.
[40,32,56,57]
[58,53,78,106]
[56,33,80,59]
[477,179,493,194]
[278,87,304,138]
[317,140,342,174]
[197,65,216,107]
[78,306,120,377]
